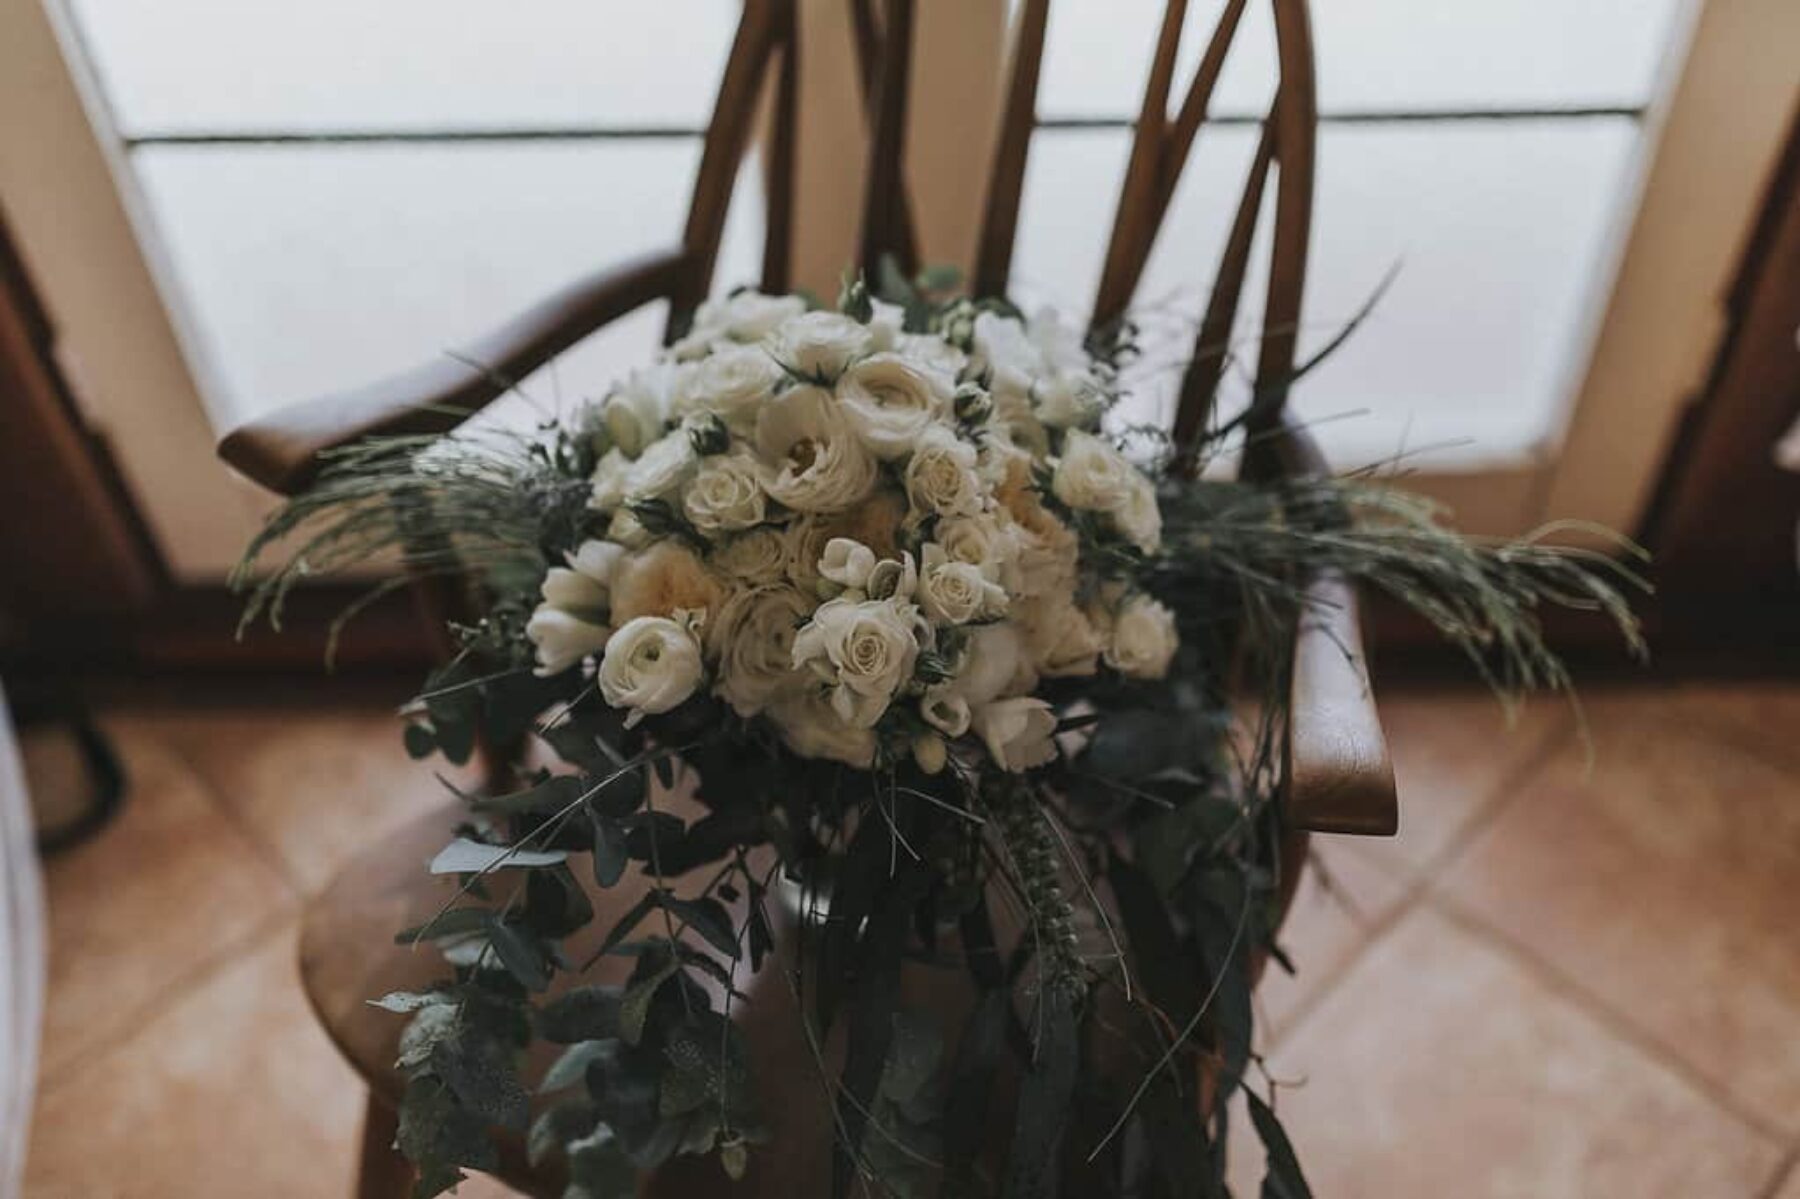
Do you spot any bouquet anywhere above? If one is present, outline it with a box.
[240,271,1643,1198]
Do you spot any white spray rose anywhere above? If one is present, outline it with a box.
[1034,370,1101,429]
[791,597,922,728]
[864,552,918,603]
[836,352,951,460]
[933,514,1019,583]
[918,543,1007,626]
[898,333,968,377]
[672,291,807,359]
[603,364,684,457]
[1019,594,1102,677]
[1113,473,1163,554]
[970,311,1044,399]
[1105,594,1178,679]
[712,526,790,585]
[598,615,704,727]
[541,540,628,619]
[919,688,972,737]
[676,343,783,431]
[709,586,811,717]
[947,623,1035,708]
[867,298,907,351]
[755,386,879,513]
[904,425,985,518]
[1025,307,1089,373]
[682,451,769,534]
[818,537,877,592]
[525,607,612,677]
[973,697,1059,772]
[1051,429,1137,513]
[589,447,632,512]
[769,311,872,381]
[766,691,877,769]
[623,429,698,501]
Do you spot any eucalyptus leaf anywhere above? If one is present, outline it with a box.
[1245,1089,1312,1199]
[537,985,623,1044]
[429,836,568,875]
[1004,988,1080,1199]
[542,1039,616,1094]
[619,957,683,1046]
[485,919,551,993]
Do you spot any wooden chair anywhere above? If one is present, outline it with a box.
[220,1,1396,1194]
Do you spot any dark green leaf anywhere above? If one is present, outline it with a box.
[397,1075,498,1178]
[542,1040,615,1094]
[527,1097,597,1167]
[486,920,550,993]
[619,957,682,1046]
[941,988,1009,1191]
[658,893,739,960]
[403,723,437,760]
[537,985,623,1044]
[590,889,661,964]
[431,1029,530,1130]
[1245,1089,1312,1199]
[590,809,630,887]
[1003,988,1080,1199]
[472,773,586,816]
[396,906,495,944]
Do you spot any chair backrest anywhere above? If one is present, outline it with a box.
[675,0,1318,465]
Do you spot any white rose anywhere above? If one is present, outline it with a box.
[1105,594,1178,679]
[918,543,1007,626]
[766,691,877,768]
[973,697,1059,772]
[589,447,632,512]
[868,298,907,351]
[675,343,783,431]
[933,514,1018,583]
[904,425,985,518]
[898,333,968,377]
[1051,429,1136,513]
[525,606,612,676]
[836,352,952,460]
[970,311,1044,397]
[863,552,918,603]
[1000,506,1079,601]
[769,311,872,381]
[604,364,684,457]
[791,597,922,728]
[712,526,790,585]
[1019,595,1101,677]
[709,586,811,716]
[682,452,768,534]
[818,537,877,591]
[624,430,698,501]
[712,291,808,343]
[946,623,1034,708]
[598,615,704,726]
[755,386,879,513]
[1113,473,1163,554]
[992,389,1049,461]
[1025,307,1089,373]
[919,688,972,737]
[1034,370,1101,430]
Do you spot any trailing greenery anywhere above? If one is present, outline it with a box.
[238,266,1643,1199]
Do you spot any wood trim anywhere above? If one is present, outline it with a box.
[970,0,1048,299]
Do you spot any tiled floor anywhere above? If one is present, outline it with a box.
[20,682,1800,1197]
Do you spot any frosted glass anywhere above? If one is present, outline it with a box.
[1012,120,1640,466]
[132,140,764,430]
[68,0,739,136]
[1038,0,1687,119]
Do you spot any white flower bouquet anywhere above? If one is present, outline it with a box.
[240,272,1642,1198]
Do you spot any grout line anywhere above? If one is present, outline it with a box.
[35,908,301,1100]
[1756,1146,1798,1199]
[1430,896,1790,1147]
[1407,710,1580,881]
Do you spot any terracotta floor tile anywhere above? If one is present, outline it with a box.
[1258,839,1409,1041]
[1771,1158,1800,1199]
[1227,906,1780,1198]
[36,722,295,1076]
[1439,697,1800,1133]
[118,706,470,895]
[1342,688,1570,882]
[23,924,518,1199]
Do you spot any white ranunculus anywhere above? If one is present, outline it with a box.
[755,386,879,513]
[948,623,1034,708]
[1019,595,1102,677]
[766,691,877,768]
[597,615,704,726]
[919,688,972,737]
[603,364,684,457]
[1113,473,1163,554]
[868,298,907,351]
[836,352,952,460]
[818,537,877,592]
[709,585,811,716]
[676,343,783,431]
[525,605,612,677]
[933,514,1019,583]
[712,526,790,585]
[769,311,872,381]
[1034,370,1101,430]
[898,333,968,377]
[1105,593,1178,679]
[624,430,698,501]
[589,447,632,512]
[682,452,768,534]
[918,543,1007,626]
[973,697,1059,772]
[791,597,921,728]
[970,311,1044,397]
[1051,429,1136,514]
[903,425,985,518]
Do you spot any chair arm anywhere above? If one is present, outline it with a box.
[1251,414,1398,836]
[219,247,692,495]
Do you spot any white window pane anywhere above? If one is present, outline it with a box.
[133,141,763,431]
[1012,120,1640,466]
[69,1,739,136]
[1039,0,1687,119]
